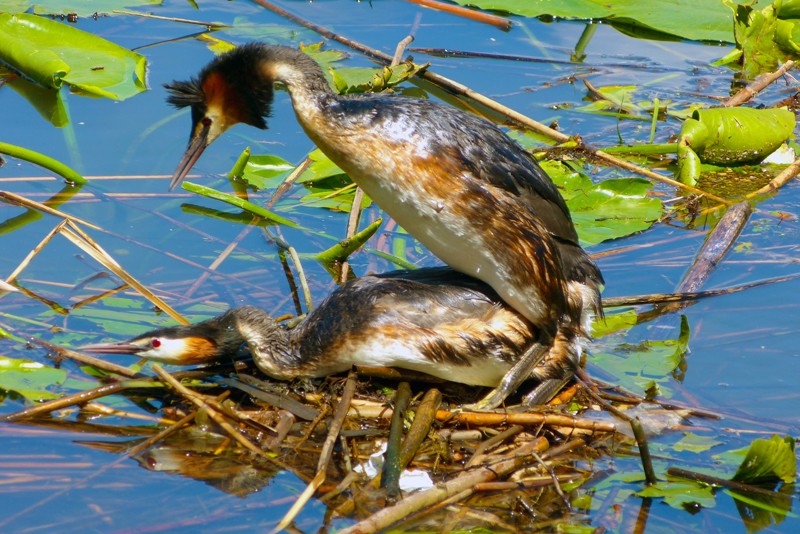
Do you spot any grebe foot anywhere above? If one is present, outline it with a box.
[521,377,571,407]
[464,343,549,411]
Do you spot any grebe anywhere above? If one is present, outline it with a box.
[163,44,603,406]
[83,268,574,405]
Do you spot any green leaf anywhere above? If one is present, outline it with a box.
[0,13,146,100]
[677,107,796,186]
[315,218,383,264]
[240,153,295,190]
[732,435,797,485]
[181,182,301,229]
[591,309,638,338]
[331,63,427,95]
[545,161,662,245]
[673,432,723,453]
[590,315,690,398]
[1,1,162,17]
[637,480,717,509]
[0,356,67,401]
[453,0,736,42]
[2,72,68,127]
[297,149,347,183]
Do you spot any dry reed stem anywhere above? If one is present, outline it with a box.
[0,190,100,229]
[405,0,512,29]
[6,220,66,283]
[274,372,358,532]
[338,437,550,533]
[151,365,287,468]
[723,60,796,107]
[59,221,187,324]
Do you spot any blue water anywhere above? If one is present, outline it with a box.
[1,1,798,532]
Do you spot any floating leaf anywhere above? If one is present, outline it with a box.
[240,153,294,190]
[331,63,428,95]
[677,107,796,185]
[0,13,147,100]
[545,161,662,245]
[590,315,690,398]
[718,0,800,79]
[3,1,162,17]
[452,0,736,43]
[0,356,67,401]
[637,480,717,510]
[592,309,638,338]
[674,432,723,453]
[732,435,797,485]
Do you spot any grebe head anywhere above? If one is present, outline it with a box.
[164,44,281,190]
[81,308,251,365]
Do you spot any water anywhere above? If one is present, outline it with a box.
[1,1,798,531]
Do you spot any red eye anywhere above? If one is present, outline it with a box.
[151,339,162,348]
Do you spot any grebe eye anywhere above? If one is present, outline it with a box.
[151,338,162,348]
[202,117,212,127]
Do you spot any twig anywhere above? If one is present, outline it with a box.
[215,376,321,421]
[273,371,358,533]
[0,379,158,423]
[405,0,512,30]
[382,382,412,500]
[677,202,751,294]
[465,425,523,469]
[29,336,142,379]
[0,190,99,229]
[723,60,796,107]
[152,365,286,467]
[60,221,188,324]
[112,9,229,28]
[667,467,789,498]
[602,272,800,308]
[338,438,548,534]
[265,156,312,209]
[631,418,658,485]
[574,371,656,484]
[399,388,442,468]
[746,155,800,199]
[6,220,67,283]
[346,404,615,432]
[392,36,415,66]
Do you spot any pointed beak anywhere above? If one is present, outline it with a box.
[169,119,212,191]
[81,342,144,355]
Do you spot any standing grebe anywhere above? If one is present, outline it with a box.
[163,44,603,406]
[83,268,573,404]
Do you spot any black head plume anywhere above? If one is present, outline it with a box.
[164,43,276,130]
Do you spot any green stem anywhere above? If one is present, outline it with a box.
[601,143,677,156]
[0,141,87,185]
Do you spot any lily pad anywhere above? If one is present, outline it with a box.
[732,435,796,485]
[0,0,161,16]
[0,356,67,401]
[545,161,662,246]
[674,432,723,453]
[454,0,735,43]
[637,480,717,509]
[0,13,147,100]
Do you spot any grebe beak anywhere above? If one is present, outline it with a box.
[81,341,145,355]
[169,118,213,191]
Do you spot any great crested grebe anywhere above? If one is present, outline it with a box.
[162,44,603,407]
[83,268,573,405]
